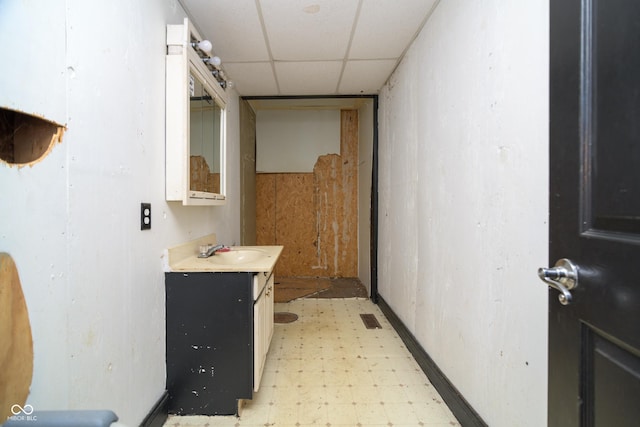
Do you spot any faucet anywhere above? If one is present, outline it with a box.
[198,244,225,258]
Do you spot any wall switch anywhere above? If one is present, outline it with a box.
[141,203,151,230]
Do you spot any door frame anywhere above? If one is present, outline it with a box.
[241,94,379,299]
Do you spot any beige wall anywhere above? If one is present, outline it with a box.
[357,100,374,293]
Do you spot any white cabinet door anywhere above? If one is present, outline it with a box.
[265,274,274,349]
[253,287,266,392]
[253,272,276,393]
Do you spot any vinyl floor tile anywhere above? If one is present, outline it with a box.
[164,298,460,426]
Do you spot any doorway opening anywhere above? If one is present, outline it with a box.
[240,96,378,301]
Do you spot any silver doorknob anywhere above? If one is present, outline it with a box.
[538,258,579,305]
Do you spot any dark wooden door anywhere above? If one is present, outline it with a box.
[548,0,640,425]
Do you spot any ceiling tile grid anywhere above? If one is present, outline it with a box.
[181,0,437,96]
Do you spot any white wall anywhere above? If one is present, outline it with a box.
[358,100,374,294]
[0,1,241,425]
[256,109,340,172]
[377,2,549,426]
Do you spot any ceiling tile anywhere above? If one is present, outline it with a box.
[222,62,279,96]
[339,59,397,94]
[275,61,343,95]
[349,0,436,59]
[183,0,270,62]
[260,0,360,61]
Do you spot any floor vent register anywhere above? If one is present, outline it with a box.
[359,313,382,329]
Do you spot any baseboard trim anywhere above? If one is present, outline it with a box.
[139,391,169,427]
[376,295,487,427]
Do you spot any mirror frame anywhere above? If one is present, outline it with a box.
[166,18,227,206]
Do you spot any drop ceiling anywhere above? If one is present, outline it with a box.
[179,0,438,97]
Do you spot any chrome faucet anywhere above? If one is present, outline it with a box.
[198,244,225,258]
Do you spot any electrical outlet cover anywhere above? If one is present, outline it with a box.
[141,203,151,230]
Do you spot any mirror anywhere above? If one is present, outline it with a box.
[165,18,227,206]
[189,70,223,197]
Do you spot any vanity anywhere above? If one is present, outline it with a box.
[164,236,283,415]
[163,18,278,416]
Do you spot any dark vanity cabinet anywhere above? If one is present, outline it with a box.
[165,272,254,415]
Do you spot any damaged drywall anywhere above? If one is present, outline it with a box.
[0,107,65,168]
[256,110,358,277]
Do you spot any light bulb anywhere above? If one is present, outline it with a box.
[195,40,212,53]
[204,56,221,67]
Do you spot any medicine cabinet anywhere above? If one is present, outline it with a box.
[166,18,227,205]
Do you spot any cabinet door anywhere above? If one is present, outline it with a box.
[253,287,266,392]
[266,274,275,349]
[166,272,253,415]
[253,273,275,392]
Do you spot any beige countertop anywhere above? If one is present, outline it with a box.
[164,234,283,273]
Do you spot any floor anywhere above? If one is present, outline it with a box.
[164,296,460,427]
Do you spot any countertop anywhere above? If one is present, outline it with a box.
[164,234,283,273]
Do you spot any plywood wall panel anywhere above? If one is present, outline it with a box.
[275,174,317,276]
[314,153,357,277]
[314,154,342,275]
[255,110,359,278]
[340,110,358,276]
[256,174,276,244]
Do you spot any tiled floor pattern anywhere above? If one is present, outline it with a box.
[164,298,460,427]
